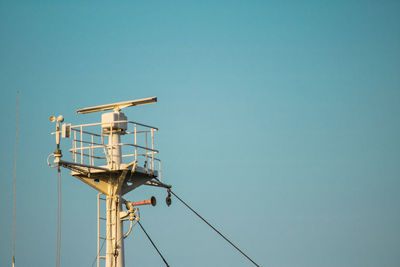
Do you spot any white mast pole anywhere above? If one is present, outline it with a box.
[105,111,125,267]
[106,191,125,267]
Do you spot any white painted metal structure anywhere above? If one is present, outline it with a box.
[48,97,165,267]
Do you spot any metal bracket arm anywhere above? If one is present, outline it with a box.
[145,179,172,189]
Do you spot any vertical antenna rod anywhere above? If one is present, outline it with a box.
[13,91,19,267]
[56,169,62,267]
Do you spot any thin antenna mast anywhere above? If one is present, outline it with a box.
[13,91,19,267]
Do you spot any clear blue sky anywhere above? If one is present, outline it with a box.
[1,1,400,266]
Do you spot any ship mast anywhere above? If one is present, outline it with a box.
[48,97,168,267]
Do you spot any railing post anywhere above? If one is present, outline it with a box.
[134,124,137,162]
[73,130,76,162]
[159,160,161,182]
[91,135,94,166]
[110,123,113,169]
[151,129,154,170]
[145,131,148,167]
[80,125,83,164]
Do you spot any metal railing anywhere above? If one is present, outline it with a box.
[68,120,160,174]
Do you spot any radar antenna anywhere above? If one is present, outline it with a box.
[76,96,157,114]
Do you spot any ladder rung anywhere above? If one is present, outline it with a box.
[99,236,106,240]
[99,256,106,259]
[99,197,106,200]
[99,217,106,220]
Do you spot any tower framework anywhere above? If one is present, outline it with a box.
[48,97,168,267]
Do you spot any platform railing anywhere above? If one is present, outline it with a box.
[68,120,160,173]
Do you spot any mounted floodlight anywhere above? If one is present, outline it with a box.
[76,96,157,114]
[49,115,56,122]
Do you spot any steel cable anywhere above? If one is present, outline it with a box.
[90,239,106,267]
[137,221,170,267]
[170,190,260,267]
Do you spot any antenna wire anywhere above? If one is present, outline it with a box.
[13,91,19,267]
[56,167,62,267]
[170,190,260,267]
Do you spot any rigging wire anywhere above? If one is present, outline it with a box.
[90,221,138,267]
[169,190,260,267]
[137,221,170,267]
[90,238,106,267]
[13,91,19,267]
[147,179,259,266]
